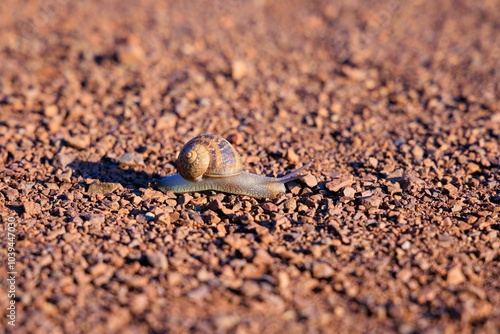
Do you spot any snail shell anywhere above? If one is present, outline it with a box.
[177,134,243,181]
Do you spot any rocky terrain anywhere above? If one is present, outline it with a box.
[0,0,499,333]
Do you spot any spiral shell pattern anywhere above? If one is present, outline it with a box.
[177,134,243,181]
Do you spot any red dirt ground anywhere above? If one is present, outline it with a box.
[0,0,499,333]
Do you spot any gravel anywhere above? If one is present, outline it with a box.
[0,0,499,333]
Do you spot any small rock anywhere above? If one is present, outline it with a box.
[397,268,412,283]
[117,45,145,65]
[216,223,227,236]
[106,309,131,332]
[2,188,19,201]
[401,240,411,250]
[87,182,121,194]
[214,314,240,331]
[284,198,297,212]
[198,97,211,107]
[287,147,299,163]
[447,265,466,285]
[136,214,148,224]
[387,169,404,182]
[443,183,458,199]
[208,199,225,211]
[401,173,426,190]
[57,170,72,183]
[116,36,145,65]
[155,113,178,131]
[47,116,63,132]
[368,157,378,168]
[302,174,318,188]
[83,214,105,224]
[491,113,500,123]
[277,271,290,290]
[23,201,42,215]
[46,227,65,241]
[144,250,169,270]
[326,175,354,192]
[178,194,193,205]
[446,266,465,285]
[118,152,144,166]
[467,162,481,174]
[187,285,210,301]
[341,66,367,81]
[227,132,243,146]
[44,105,58,117]
[387,182,402,195]
[66,135,91,150]
[360,195,381,208]
[156,213,171,225]
[261,202,278,212]
[88,263,109,277]
[412,145,424,160]
[130,294,149,314]
[343,187,356,198]
[174,98,190,118]
[312,262,335,279]
[231,60,250,80]
[53,152,74,168]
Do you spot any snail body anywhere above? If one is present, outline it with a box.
[157,134,314,198]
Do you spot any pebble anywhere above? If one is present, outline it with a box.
[227,132,244,146]
[368,157,378,168]
[360,195,381,208]
[130,294,149,314]
[231,60,251,80]
[284,198,297,212]
[386,169,404,182]
[3,188,19,201]
[187,285,210,301]
[117,44,146,65]
[326,175,354,192]
[287,147,299,163]
[23,201,42,215]
[343,187,356,198]
[467,162,481,174]
[88,263,110,277]
[400,241,411,250]
[118,153,145,166]
[312,262,335,279]
[83,214,106,225]
[412,145,424,160]
[302,174,318,188]
[144,250,169,270]
[66,135,91,150]
[447,265,466,285]
[443,184,459,199]
[53,152,74,168]
[261,202,278,212]
[87,182,121,194]
[44,105,59,117]
[155,113,178,130]
[2,1,498,332]
[116,36,145,65]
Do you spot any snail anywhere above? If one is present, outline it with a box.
[156,134,314,198]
